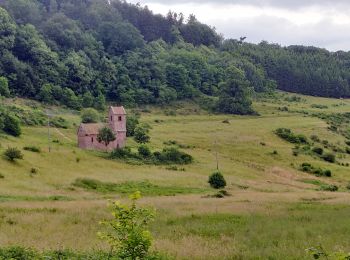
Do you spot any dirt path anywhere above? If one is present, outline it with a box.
[54,128,73,142]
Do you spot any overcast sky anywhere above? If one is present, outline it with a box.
[127,0,350,51]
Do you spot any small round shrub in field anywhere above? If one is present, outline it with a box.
[346,147,350,155]
[312,147,323,155]
[311,135,320,142]
[323,170,332,177]
[208,171,227,189]
[138,145,151,158]
[4,147,23,161]
[301,163,312,172]
[346,183,350,190]
[322,153,336,163]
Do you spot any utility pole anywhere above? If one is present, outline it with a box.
[47,111,51,153]
[214,138,219,171]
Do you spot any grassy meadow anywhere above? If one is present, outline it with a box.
[1,92,350,259]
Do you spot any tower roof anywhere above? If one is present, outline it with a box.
[110,106,126,115]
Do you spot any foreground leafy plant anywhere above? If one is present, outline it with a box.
[98,192,156,259]
[307,245,350,260]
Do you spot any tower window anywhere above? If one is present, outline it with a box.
[91,137,94,143]
[118,116,122,121]
[111,116,112,121]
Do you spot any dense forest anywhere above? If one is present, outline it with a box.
[0,0,350,114]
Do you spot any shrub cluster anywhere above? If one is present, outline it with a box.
[23,146,41,153]
[300,163,332,177]
[0,246,141,259]
[275,128,309,144]
[320,185,338,192]
[321,153,336,163]
[284,96,303,102]
[154,147,193,164]
[110,146,193,165]
[163,140,194,149]
[311,104,328,109]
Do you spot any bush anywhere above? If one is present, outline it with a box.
[23,146,41,153]
[138,145,151,158]
[30,168,38,176]
[346,147,350,155]
[301,162,312,173]
[322,153,336,163]
[275,128,309,144]
[0,76,10,97]
[126,115,140,137]
[311,104,328,109]
[0,174,4,179]
[4,147,23,161]
[320,185,338,192]
[111,146,193,165]
[208,171,227,189]
[81,108,99,123]
[300,163,332,177]
[134,125,150,144]
[312,147,323,155]
[310,135,320,142]
[110,147,134,159]
[346,183,350,190]
[0,247,37,259]
[156,147,193,165]
[3,114,21,137]
[50,117,69,129]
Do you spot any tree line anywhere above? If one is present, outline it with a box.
[0,0,349,115]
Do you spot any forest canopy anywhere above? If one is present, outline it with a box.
[0,0,349,114]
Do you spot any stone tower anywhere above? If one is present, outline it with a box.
[108,106,127,148]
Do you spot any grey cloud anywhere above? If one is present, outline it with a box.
[136,0,350,10]
[127,0,350,50]
[215,15,350,51]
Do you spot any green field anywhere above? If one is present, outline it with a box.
[1,92,350,259]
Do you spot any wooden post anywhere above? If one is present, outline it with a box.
[47,111,51,153]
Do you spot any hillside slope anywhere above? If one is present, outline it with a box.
[1,92,350,258]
